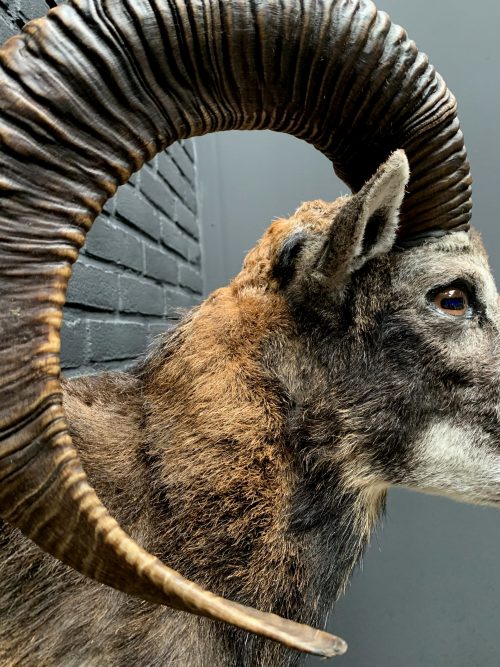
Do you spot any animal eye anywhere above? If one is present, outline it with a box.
[433,287,469,317]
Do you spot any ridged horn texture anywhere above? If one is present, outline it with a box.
[0,0,471,657]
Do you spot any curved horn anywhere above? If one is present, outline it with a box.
[0,0,471,657]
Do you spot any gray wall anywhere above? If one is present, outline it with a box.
[62,144,202,376]
[0,1,57,43]
[2,2,203,378]
[196,1,500,665]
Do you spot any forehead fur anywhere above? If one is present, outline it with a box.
[406,228,486,259]
[396,228,492,281]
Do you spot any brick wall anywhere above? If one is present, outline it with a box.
[1,1,203,376]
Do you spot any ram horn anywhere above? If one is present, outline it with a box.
[0,0,471,657]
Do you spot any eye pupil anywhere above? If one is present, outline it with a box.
[441,297,464,311]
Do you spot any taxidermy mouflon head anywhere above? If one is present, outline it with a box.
[223,148,500,521]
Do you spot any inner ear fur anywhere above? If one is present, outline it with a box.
[314,149,410,284]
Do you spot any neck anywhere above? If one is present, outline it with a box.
[137,293,385,664]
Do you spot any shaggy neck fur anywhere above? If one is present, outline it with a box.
[132,272,385,664]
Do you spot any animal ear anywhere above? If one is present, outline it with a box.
[315,150,410,283]
[273,230,308,286]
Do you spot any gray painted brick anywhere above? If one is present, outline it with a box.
[168,170,191,203]
[187,238,201,265]
[145,155,159,171]
[183,187,198,215]
[60,317,87,369]
[148,322,172,342]
[102,196,115,215]
[182,139,195,161]
[170,143,195,185]
[0,15,12,44]
[144,243,177,284]
[165,287,195,311]
[67,261,119,312]
[116,183,161,240]
[161,218,189,259]
[88,320,148,362]
[141,169,175,219]
[167,143,184,164]
[158,153,191,208]
[20,0,51,19]
[86,216,144,273]
[176,201,199,239]
[120,274,164,316]
[179,264,203,294]
[157,152,177,186]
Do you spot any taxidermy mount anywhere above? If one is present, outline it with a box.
[0,0,494,665]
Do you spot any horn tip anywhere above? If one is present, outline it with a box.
[308,630,348,658]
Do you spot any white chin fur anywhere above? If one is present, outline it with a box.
[404,421,500,506]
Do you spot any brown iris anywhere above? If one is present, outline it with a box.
[433,288,469,316]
